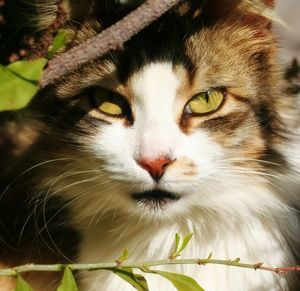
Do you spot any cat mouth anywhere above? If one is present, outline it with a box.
[132,189,181,210]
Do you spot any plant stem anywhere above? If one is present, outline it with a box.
[0,259,299,277]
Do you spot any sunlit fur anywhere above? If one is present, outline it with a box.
[0,1,299,290]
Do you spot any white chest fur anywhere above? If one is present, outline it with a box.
[77,213,294,291]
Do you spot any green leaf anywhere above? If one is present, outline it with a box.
[48,30,71,58]
[149,270,204,291]
[0,65,38,111]
[56,266,78,291]
[170,233,193,260]
[178,233,193,254]
[15,275,33,291]
[232,258,241,263]
[7,59,47,81]
[109,267,149,291]
[118,248,129,263]
[175,233,180,253]
[206,252,212,260]
[0,58,47,111]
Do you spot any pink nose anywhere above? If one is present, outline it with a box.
[138,157,172,181]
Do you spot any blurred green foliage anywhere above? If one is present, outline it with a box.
[0,58,47,112]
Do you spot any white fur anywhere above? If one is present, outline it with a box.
[49,63,299,290]
[78,212,292,291]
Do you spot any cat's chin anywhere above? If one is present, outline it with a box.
[132,189,181,211]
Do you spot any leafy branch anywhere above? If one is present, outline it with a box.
[1,234,300,291]
[2,257,299,277]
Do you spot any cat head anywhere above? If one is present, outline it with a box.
[29,0,293,223]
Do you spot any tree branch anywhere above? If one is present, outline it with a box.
[40,0,180,88]
[0,259,299,277]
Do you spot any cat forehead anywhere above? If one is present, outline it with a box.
[51,7,274,100]
[129,63,180,102]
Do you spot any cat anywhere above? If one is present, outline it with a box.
[0,0,299,290]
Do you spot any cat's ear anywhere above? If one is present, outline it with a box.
[261,0,275,8]
[238,0,277,31]
[196,0,277,31]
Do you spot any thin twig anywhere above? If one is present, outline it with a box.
[40,0,180,88]
[0,259,299,277]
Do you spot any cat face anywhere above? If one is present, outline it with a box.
[35,0,285,221]
[85,62,226,216]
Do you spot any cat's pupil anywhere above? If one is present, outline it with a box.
[205,92,209,103]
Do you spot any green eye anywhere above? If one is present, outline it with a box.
[92,88,129,116]
[186,90,225,115]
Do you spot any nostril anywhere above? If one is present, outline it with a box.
[137,157,173,181]
[139,161,152,174]
[162,161,170,170]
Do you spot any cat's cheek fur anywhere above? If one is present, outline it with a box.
[86,122,282,224]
